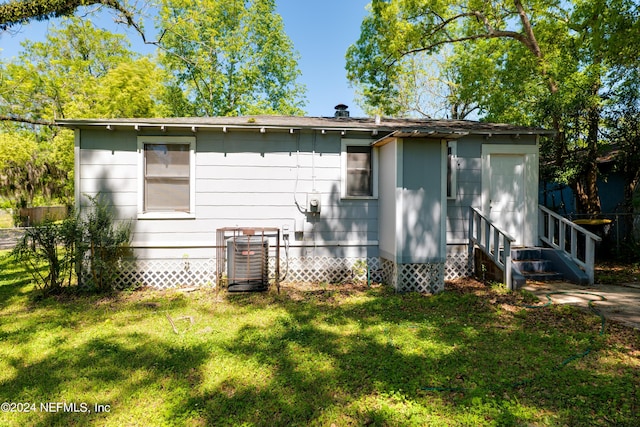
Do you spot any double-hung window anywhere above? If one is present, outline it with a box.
[138,136,195,218]
[341,139,378,198]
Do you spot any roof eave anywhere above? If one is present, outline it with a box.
[54,118,383,134]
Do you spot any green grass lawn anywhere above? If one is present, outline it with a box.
[1,251,639,426]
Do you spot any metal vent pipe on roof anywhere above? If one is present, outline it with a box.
[334,104,350,118]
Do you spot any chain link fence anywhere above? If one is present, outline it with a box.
[565,212,640,260]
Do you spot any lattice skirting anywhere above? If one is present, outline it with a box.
[81,254,468,291]
[445,251,473,280]
[80,256,382,290]
[276,256,381,283]
[380,258,445,293]
[81,258,216,290]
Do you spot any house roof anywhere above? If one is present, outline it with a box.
[56,115,555,139]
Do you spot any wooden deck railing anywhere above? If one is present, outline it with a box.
[468,207,516,290]
[538,205,601,284]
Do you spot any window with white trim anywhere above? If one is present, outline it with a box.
[447,140,457,199]
[341,139,378,198]
[138,136,195,218]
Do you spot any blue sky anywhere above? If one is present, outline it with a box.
[0,0,371,117]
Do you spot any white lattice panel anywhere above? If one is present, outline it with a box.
[276,257,381,283]
[81,258,217,290]
[81,256,385,290]
[445,251,473,279]
[397,263,444,293]
[380,258,398,289]
[380,258,445,293]
[79,255,454,292]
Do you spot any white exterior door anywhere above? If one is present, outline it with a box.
[489,154,525,245]
[482,144,539,247]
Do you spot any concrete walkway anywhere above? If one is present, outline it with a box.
[522,281,640,330]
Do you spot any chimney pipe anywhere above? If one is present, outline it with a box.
[334,104,349,118]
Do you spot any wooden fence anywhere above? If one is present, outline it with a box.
[18,206,68,226]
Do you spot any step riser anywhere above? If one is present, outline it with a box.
[507,247,590,287]
[511,248,564,283]
[511,249,543,261]
[522,272,564,281]
[513,260,554,273]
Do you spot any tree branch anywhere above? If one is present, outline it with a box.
[513,0,542,59]
[0,1,109,30]
[383,8,530,68]
[385,3,558,96]
[0,115,55,126]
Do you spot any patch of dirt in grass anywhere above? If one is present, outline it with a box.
[603,321,640,355]
[446,277,526,307]
[595,261,640,285]
[445,277,487,294]
[279,281,384,302]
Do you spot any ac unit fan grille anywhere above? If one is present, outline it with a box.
[227,236,269,292]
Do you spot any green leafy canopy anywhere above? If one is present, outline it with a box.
[156,0,306,116]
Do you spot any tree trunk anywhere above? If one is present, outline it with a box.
[623,165,640,243]
[572,75,603,215]
[573,170,600,216]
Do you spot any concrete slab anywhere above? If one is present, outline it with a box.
[522,281,640,330]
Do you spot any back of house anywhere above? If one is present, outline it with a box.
[58,114,549,292]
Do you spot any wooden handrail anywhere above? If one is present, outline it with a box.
[468,207,516,289]
[538,205,601,284]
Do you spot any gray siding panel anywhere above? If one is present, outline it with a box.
[446,137,482,243]
[400,139,443,263]
[79,128,378,260]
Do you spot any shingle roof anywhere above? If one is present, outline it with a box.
[56,115,554,136]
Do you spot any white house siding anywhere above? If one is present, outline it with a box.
[77,128,379,288]
[378,139,398,262]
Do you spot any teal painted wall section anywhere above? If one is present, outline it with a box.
[399,139,443,263]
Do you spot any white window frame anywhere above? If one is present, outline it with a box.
[447,140,457,200]
[137,136,196,219]
[341,138,378,199]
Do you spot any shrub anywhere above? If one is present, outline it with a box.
[11,215,79,294]
[79,195,132,292]
[11,195,132,294]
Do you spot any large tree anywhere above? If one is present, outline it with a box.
[156,0,306,116]
[1,17,168,121]
[604,67,640,242]
[0,18,168,212]
[347,0,640,215]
